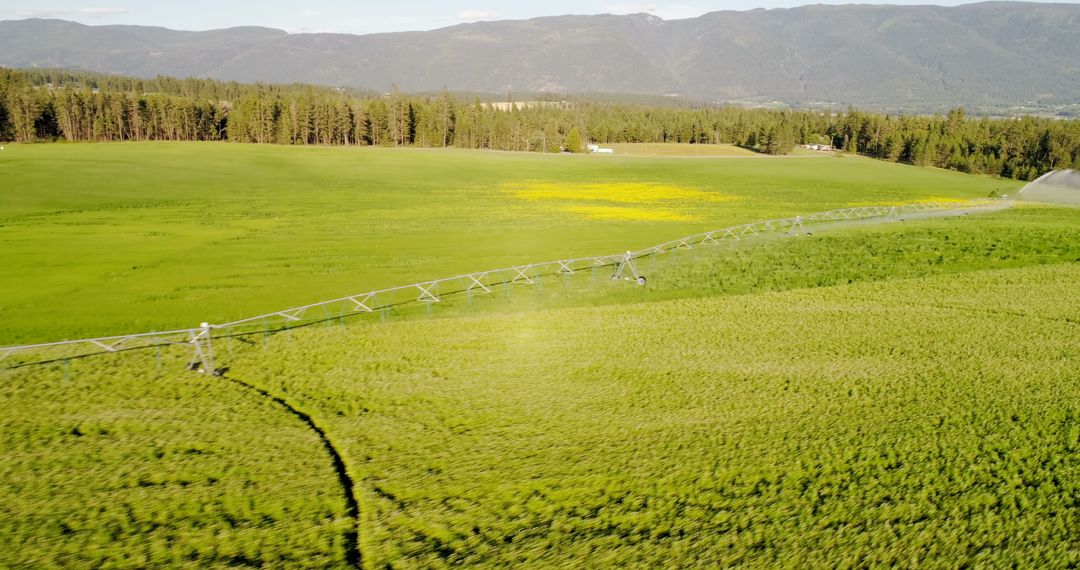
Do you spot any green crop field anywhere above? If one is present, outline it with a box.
[603,143,763,157]
[2,143,1078,568]
[228,262,1080,569]
[1,353,352,568]
[601,143,828,157]
[0,142,1017,344]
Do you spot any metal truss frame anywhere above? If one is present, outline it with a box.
[0,199,1005,371]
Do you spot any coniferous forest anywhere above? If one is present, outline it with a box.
[2,69,1078,180]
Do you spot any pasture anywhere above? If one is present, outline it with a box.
[602,143,764,157]
[0,143,1015,344]
[227,261,1080,568]
[2,143,1077,568]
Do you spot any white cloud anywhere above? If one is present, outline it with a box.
[286,26,345,34]
[458,10,498,22]
[284,16,376,35]
[604,3,709,20]
[13,9,72,18]
[606,2,657,14]
[80,7,128,17]
[13,6,127,19]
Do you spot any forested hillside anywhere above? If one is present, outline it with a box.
[1,70,1078,180]
[2,2,1080,109]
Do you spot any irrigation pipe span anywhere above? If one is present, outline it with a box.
[0,199,1007,370]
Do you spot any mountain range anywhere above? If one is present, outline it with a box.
[2,2,1079,109]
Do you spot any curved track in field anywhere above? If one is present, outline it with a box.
[223,373,361,568]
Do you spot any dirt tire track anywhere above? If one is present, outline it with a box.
[222,374,361,568]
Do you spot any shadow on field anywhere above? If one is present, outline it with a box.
[222,373,362,568]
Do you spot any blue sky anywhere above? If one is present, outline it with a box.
[1,1,1077,34]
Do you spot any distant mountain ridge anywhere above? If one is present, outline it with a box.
[2,2,1079,108]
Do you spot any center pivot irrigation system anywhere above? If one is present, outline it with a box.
[0,199,1006,372]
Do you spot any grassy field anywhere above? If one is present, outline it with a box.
[227,261,1080,568]
[602,143,763,157]
[1,349,351,568]
[3,143,1077,568]
[0,143,1017,344]
[601,143,830,157]
[4,208,1077,567]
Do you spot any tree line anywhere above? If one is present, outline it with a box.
[2,69,1078,180]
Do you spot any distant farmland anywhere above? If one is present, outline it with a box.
[484,101,569,111]
[0,143,1015,344]
[604,143,770,157]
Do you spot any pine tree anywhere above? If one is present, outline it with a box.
[563,127,582,153]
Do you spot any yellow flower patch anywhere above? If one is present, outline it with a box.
[508,182,737,204]
[505,181,739,221]
[563,205,696,221]
[846,196,973,207]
